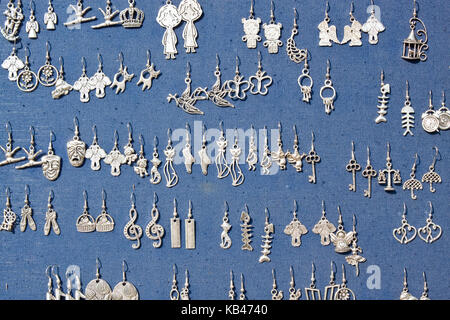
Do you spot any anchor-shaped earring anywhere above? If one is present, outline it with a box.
[0,122,25,167]
[403,153,423,200]
[16,126,42,170]
[421,146,441,192]
[417,201,442,244]
[393,202,417,244]
[110,52,134,94]
[136,50,160,92]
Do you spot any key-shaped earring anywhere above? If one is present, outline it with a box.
[320,60,336,115]
[334,265,356,300]
[178,0,202,53]
[286,8,307,63]
[137,50,160,91]
[16,126,42,170]
[375,70,390,124]
[64,0,97,27]
[149,136,162,185]
[20,185,36,232]
[17,46,38,92]
[220,201,232,249]
[180,270,190,300]
[41,131,61,181]
[164,129,179,188]
[26,0,39,39]
[104,130,126,177]
[145,192,165,248]
[157,0,182,60]
[263,0,282,54]
[76,190,96,233]
[393,203,417,244]
[67,117,87,168]
[341,2,363,46]
[170,199,181,248]
[318,1,339,46]
[402,80,415,136]
[249,51,272,96]
[95,189,114,233]
[73,57,93,103]
[91,0,121,29]
[239,274,247,300]
[400,268,417,300]
[89,53,111,99]
[230,129,244,187]
[44,0,57,30]
[418,201,442,244]
[324,261,339,300]
[362,0,385,45]
[297,50,313,103]
[198,125,211,176]
[420,272,430,300]
[312,200,336,246]
[259,208,274,263]
[123,186,143,250]
[182,123,195,174]
[228,270,235,300]
[170,265,180,300]
[85,125,106,171]
[134,134,148,178]
[378,142,402,192]
[207,54,234,108]
[421,146,441,192]
[111,261,139,300]
[242,0,261,49]
[403,153,423,200]
[271,122,286,170]
[288,266,301,300]
[52,57,72,99]
[226,56,250,101]
[346,141,361,192]
[44,190,60,236]
[2,43,24,81]
[305,263,321,300]
[0,122,25,167]
[216,121,230,179]
[247,125,258,171]
[330,206,354,254]
[260,126,272,175]
[185,200,196,249]
[123,123,137,165]
[240,204,253,251]
[345,215,366,276]
[110,52,134,94]
[306,131,320,184]
[362,146,377,198]
[284,200,308,247]
[421,90,440,133]
[38,42,58,86]
[270,269,283,300]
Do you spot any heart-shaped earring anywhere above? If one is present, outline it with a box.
[393,203,417,244]
[418,201,442,244]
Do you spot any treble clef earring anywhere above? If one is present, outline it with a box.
[320,59,337,115]
[249,51,272,96]
[150,136,162,185]
[164,128,178,188]
[37,41,58,86]
[17,46,38,92]
[421,146,441,192]
[230,129,244,187]
[145,192,165,248]
[402,153,423,200]
[123,186,143,250]
[393,202,417,244]
[297,50,313,103]
[20,185,36,232]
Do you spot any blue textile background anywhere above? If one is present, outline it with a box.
[0,0,448,300]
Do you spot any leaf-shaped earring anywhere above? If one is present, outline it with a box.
[286,8,307,63]
[421,146,441,192]
[417,201,442,244]
[393,203,417,244]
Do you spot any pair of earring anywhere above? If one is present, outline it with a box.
[242,0,283,54]
[170,199,196,249]
[92,0,144,29]
[400,269,430,300]
[170,265,190,300]
[422,91,449,133]
[393,202,442,245]
[76,190,115,233]
[157,0,203,59]
[45,265,83,300]
[1,0,24,42]
[319,1,385,47]
[228,271,247,300]
[267,268,301,300]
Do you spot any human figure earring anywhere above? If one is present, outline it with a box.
[286,8,307,63]
[181,270,190,300]
[324,261,339,300]
[207,54,234,108]
[64,0,97,27]
[346,141,361,192]
[111,52,134,94]
[216,121,230,179]
[198,125,211,176]
[183,123,195,173]
[137,50,160,92]
[41,131,61,181]
[67,117,87,168]
[44,190,60,236]
[242,0,261,49]
[111,261,139,300]
[124,186,143,250]
[85,125,106,171]
[288,266,301,300]
[362,0,385,45]
[89,53,112,99]
[26,0,39,39]
[375,70,390,124]
[150,136,162,185]
[91,0,121,29]
[318,1,339,46]
[220,201,232,249]
[320,60,336,115]
[334,265,356,300]
[240,204,253,251]
[123,123,137,165]
[170,265,180,300]
[418,201,442,244]
[284,200,308,247]
[297,50,313,103]
[421,146,441,192]
[17,46,38,92]
[134,134,148,178]
[230,129,245,187]
[178,0,203,54]
[145,192,165,248]
[330,206,354,254]
[104,130,126,177]
[341,2,363,46]
[20,185,36,232]
[271,122,286,171]
[95,189,114,233]
[401,80,415,136]
[400,268,417,300]
[345,215,366,277]
[73,57,93,103]
[0,122,25,167]
[76,190,96,233]
[306,131,320,184]
[362,147,377,198]
[1,0,24,42]
[420,272,430,300]
[402,153,423,200]
[393,203,417,244]
[260,126,272,175]
[51,57,73,99]
[2,43,24,81]
[263,0,282,54]
[156,0,182,60]
[378,142,401,192]
[436,91,450,130]
[84,258,112,300]
[259,208,274,263]
[164,128,179,188]
[226,56,250,101]
[312,201,336,246]
[305,263,321,300]
[44,0,57,30]
[401,0,428,62]
[38,42,58,86]
[249,51,272,96]
[1,188,16,232]
[246,125,258,171]
[270,269,283,300]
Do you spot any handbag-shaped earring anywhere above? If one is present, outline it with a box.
[76,190,96,233]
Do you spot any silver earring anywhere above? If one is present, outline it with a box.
[284,200,308,247]
[64,0,97,27]
[134,134,148,178]
[124,187,143,250]
[400,268,417,300]
[38,42,58,87]
[230,129,244,187]
[183,123,195,174]
[240,204,253,251]
[104,130,126,176]
[85,259,113,300]
[2,44,24,81]
[346,141,361,192]
[288,266,301,300]
[170,265,180,300]
[247,125,258,171]
[375,70,390,123]
[420,272,430,300]
[150,136,162,184]
[123,123,137,165]
[242,0,261,49]
[52,57,72,99]
[52,266,64,300]
[67,117,87,168]
[76,190,96,233]
[64,270,75,300]
[90,54,111,99]
[259,208,274,263]
[137,50,160,91]
[120,0,144,28]
[1,0,24,42]
[297,51,313,103]
[401,0,428,61]
[91,0,121,29]
[198,125,211,176]
[228,270,235,300]
[330,206,354,254]
[306,131,320,184]
[0,122,25,167]
[26,0,39,39]
[421,90,440,133]
[20,185,36,232]
[378,142,402,192]
[305,263,321,300]
[180,270,190,300]
[286,8,306,63]
[95,189,114,232]
[86,125,106,171]
[73,275,85,300]
[324,261,339,300]
[220,201,232,249]
[421,146,441,192]
[312,200,336,246]
[207,54,234,108]
[44,0,57,30]
[164,128,179,188]
[362,0,385,45]
[239,273,246,300]
[178,0,202,53]
[216,121,229,178]
[403,153,423,200]
[111,52,134,94]
[320,60,336,115]
[170,199,181,248]
[1,187,16,232]
[260,126,272,175]
[436,91,450,130]
[44,190,60,236]
[226,56,250,101]
[271,122,286,171]
[318,1,339,46]
[111,261,139,300]
[402,80,415,136]
[346,215,366,276]
[16,126,42,170]
[418,201,442,244]
[157,0,182,60]
[46,266,55,300]
[263,0,282,54]
[341,2,362,46]
[270,269,283,300]
[145,192,165,248]
[334,264,356,300]
[185,200,196,249]
[393,203,417,244]
[73,57,92,103]
[249,51,272,96]
[41,131,61,181]
[362,146,377,198]
[17,47,38,92]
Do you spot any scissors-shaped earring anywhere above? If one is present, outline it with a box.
[393,203,417,244]
[421,146,441,192]
[249,51,272,96]
[403,153,423,200]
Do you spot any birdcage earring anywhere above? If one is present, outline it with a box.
[401,0,428,62]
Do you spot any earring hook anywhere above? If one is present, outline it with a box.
[48,189,54,204]
[113,130,119,146]
[153,136,158,149]
[152,192,158,206]
[186,61,191,75]
[402,202,407,217]
[257,50,262,69]
[224,200,228,212]
[244,203,249,214]
[118,52,124,67]
[130,185,136,206]
[321,200,326,215]
[83,190,88,209]
[146,49,151,65]
[427,201,433,217]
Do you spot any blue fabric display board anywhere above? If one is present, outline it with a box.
[0,0,448,300]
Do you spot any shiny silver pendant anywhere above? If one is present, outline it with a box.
[73,57,93,103]
[150,136,162,184]
[378,142,401,192]
[216,122,230,179]
[96,189,114,232]
[393,203,417,244]
[207,55,234,108]
[305,263,321,300]
[249,51,272,96]
[402,153,423,200]
[334,265,356,300]
[20,185,36,232]
[51,57,72,99]
[246,125,257,171]
[164,129,179,188]
[306,131,320,184]
[263,1,282,54]
[123,123,137,165]
[178,0,202,53]
[297,53,313,103]
[85,259,112,300]
[198,125,211,176]
[145,192,165,248]
[16,47,38,92]
[421,146,441,192]
[124,188,143,250]
[44,0,57,30]
[0,122,25,167]
[1,188,16,232]
[89,54,111,99]
[240,204,253,251]
[76,190,96,233]
[286,8,306,63]
[286,125,306,172]
[230,129,244,187]
[320,60,336,115]
[271,122,286,171]
[120,0,144,28]
[418,201,442,244]
[91,0,121,29]
[220,201,232,249]
[401,81,415,136]
[2,45,24,81]
[421,91,440,133]
[134,135,148,178]
[185,200,195,249]
[361,0,385,45]
[362,147,377,198]
[111,261,139,300]
[64,0,97,27]
[67,117,86,168]
[312,201,336,246]
[284,200,308,247]
[259,208,274,263]
[44,190,60,236]
[157,0,182,59]
[270,269,283,300]
[26,2,39,39]
[104,130,126,177]
[137,50,160,92]
[1,0,24,42]
[183,123,195,174]
[318,2,339,46]
[38,42,59,86]
[330,206,354,254]
[110,53,134,94]
[375,70,390,123]
[85,125,106,171]
[341,3,362,46]
[242,0,261,49]
[260,126,272,175]
[41,131,61,181]
[346,141,361,192]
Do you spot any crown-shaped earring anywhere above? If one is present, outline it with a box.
[120,0,144,28]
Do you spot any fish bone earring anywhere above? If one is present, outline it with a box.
[259,208,274,263]
[401,81,415,136]
[178,0,203,53]
[76,190,96,233]
[260,126,272,175]
[38,41,58,86]
[145,192,165,248]
[220,201,232,249]
[312,201,336,246]
[297,50,313,103]
[198,125,211,176]
[26,0,39,39]
[41,131,61,181]
[17,47,38,92]
[421,146,441,192]
[345,215,366,276]
[44,190,60,236]
[230,129,245,187]
[185,200,196,249]
[263,0,282,54]
[183,123,195,173]
[421,91,440,133]
[52,57,72,99]
[393,203,417,244]
[207,54,234,108]
[378,142,401,192]
[362,0,385,45]
[270,269,283,300]
[242,0,261,49]
[401,0,428,62]
[110,53,134,94]
[306,131,320,184]
[1,188,16,232]
[157,0,182,59]
[67,117,86,168]
[89,54,111,99]
[1,0,24,42]
[0,122,25,167]
[73,57,93,103]
[104,130,126,177]
[318,2,339,46]
[137,50,160,92]
[16,126,41,170]
[330,206,354,254]
[361,146,377,198]
[215,121,230,179]
[111,261,139,300]
[249,51,272,96]
[246,125,258,171]
[2,44,24,81]
[20,185,36,232]
[436,91,450,130]
[240,204,253,251]
[44,0,57,30]
[346,141,361,192]
[124,186,143,249]
[341,2,362,46]
[375,70,390,123]
[286,8,306,63]
[403,153,422,200]
[164,129,179,188]
[91,0,121,29]
[64,0,96,27]
[284,200,308,247]
[150,136,162,184]
[271,122,286,171]
[134,134,148,178]
[85,259,112,300]
[320,60,336,115]
[95,189,114,232]
[417,201,442,244]
[305,263,321,300]
[85,125,106,171]
[123,123,137,165]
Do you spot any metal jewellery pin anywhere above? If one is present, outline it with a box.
[286,8,307,63]
[0,122,25,167]
[361,146,377,198]
[259,208,274,263]
[198,124,211,176]
[64,0,97,27]
[1,187,16,232]
[111,261,139,300]
[183,123,195,173]
[401,80,415,136]
[44,0,57,30]
[41,131,61,181]
[297,50,313,103]
[263,0,282,54]
[104,130,126,176]
[421,146,441,192]
[220,201,232,249]
[288,266,301,300]
[137,50,160,92]
[417,201,442,244]
[378,142,401,192]
[334,264,356,300]
[240,204,253,251]
[85,125,106,171]
[284,200,308,247]
[2,42,24,81]
[124,186,143,250]
[260,126,272,174]
[228,270,235,300]
[341,2,363,46]
[185,200,196,249]
[306,131,320,183]
[324,261,339,300]
[73,57,93,103]
[16,46,38,92]
[207,54,234,108]
[320,60,336,115]
[51,57,72,99]
[230,129,245,186]
[393,202,417,244]
[76,190,96,233]
[67,117,87,167]
[123,123,137,165]
[134,134,148,177]
[216,121,230,179]
[242,0,261,49]
[170,265,180,300]
[180,270,190,300]
[110,52,134,94]
[330,206,354,254]
[421,90,440,133]
[89,53,111,99]
[403,153,423,200]
[345,215,366,276]
[239,273,247,300]
[44,190,60,236]
[26,0,39,39]
[271,122,286,170]
[362,0,385,45]
[249,51,272,96]
[1,0,24,42]
[170,199,181,248]
[318,1,339,46]
[400,268,417,300]
[20,185,36,232]
[145,192,165,248]
[270,269,283,300]
[91,0,121,29]
[226,56,250,101]
[150,136,162,184]
[178,0,202,53]
[120,0,144,28]
[85,259,112,300]
[157,0,182,59]
[246,125,258,171]
[375,70,390,123]
[95,189,114,232]
[436,91,450,130]
[401,0,428,62]
[305,263,321,300]
[312,201,336,246]
[164,128,179,188]
[38,42,58,86]
[420,272,430,300]
[346,141,361,192]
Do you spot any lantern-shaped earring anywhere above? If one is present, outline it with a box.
[401,0,428,62]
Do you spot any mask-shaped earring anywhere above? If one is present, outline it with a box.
[145,192,165,248]
[91,0,121,29]
[185,200,196,249]
[149,136,162,184]
[170,199,181,248]
[16,126,42,170]
[393,203,417,244]
[137,50,160,91]
[220,201,232,249]
[318,1,339,46]
[312,200,336,246]
[330,206,354,254]
[420,272,430,300]
[95,189,114,232]
[375,70,390,124]
[270,269,283,300]
[26,0,39,39]
[46,266,55,300]
[76,190,96,233]
[271,122,286,170]
[124,186,143,250]
[44,0,57,30]
[89,53,111,99]
[20,185,36,232]
[44,190,60,236]
[259,208,274,263]
[378,142,401,192]
[320,60,336,115]
[1,0,24,42]
[286,8,307,63]
[226,56,250,101]
[362,146,377,198]
[421,90,440,133]
[228,270,235,300]
[249,51,272,96]
[111,261,139,300]
[41,131,61,181]
[288,266,301,300]
[104,130,126,177]
[170,265,180,300]
[401,0,428,61]
[52,57,73,99]
[401,80,415,136]
[230,129,244,187]
[111,52,134,94]
[334,264,356,300]
[421,146,441,192]
[284,200,308,247]
[260,126,272,175]
[84,258,112,300]
[305,263,321,300]
[73,57,93,103]
[183,123,195,174]
[157,0,182,60]
[418,201,442,244]
[297,50,313,103]
[198,125,211,176]
[436,91,450,130]
[242,0,261,49]
[2,43,24,81]
[17,46,38,92]
[178,0,202,53]
[52,266,64,300]
[346,141,361,192]
[85,125,106,171]
[403,153,423,200]
[134,134,148,178]
[123,123,137,165]
[246,125,258,171]
[345,215,366,276]
[240,204,253,251]
[306,131,320,184]
[362,0,385,45]
[1,187,16,232]
[341,2,363,46]
[324,261,339,300]
[216,121,230,178]
[0,122,25,167]
[64,0,97,27]
[38,42,58,86]
[164,128,179,188]
[207,54,234,108]
[181,270,190,300]
[67,117,86,167]
[400,268,417,300]
[263,0,282,54]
